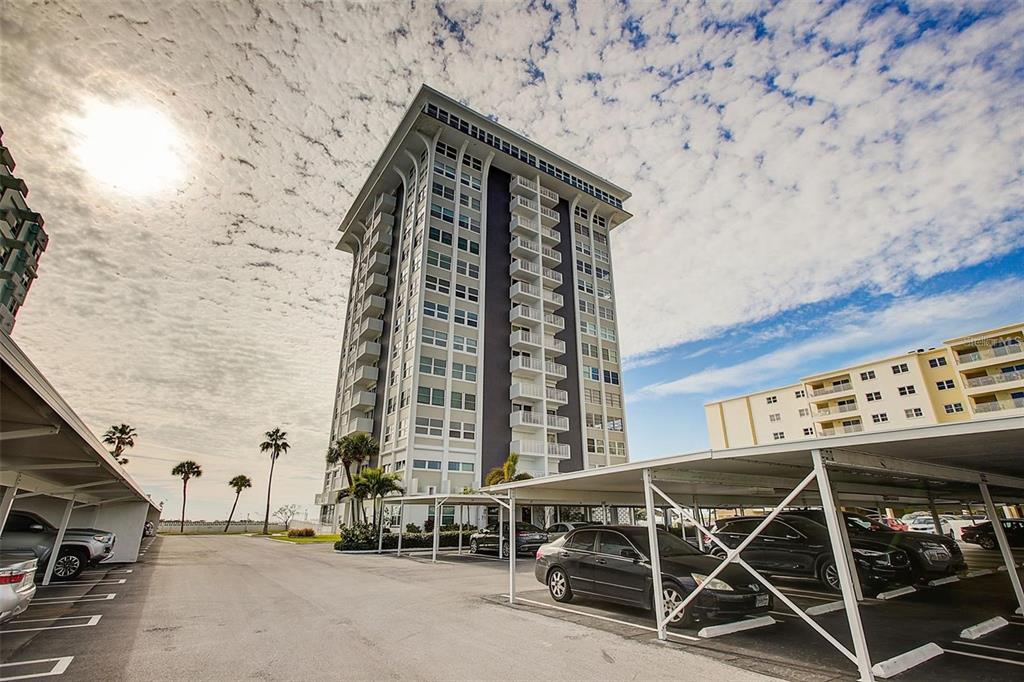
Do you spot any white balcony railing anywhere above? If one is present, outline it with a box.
[816,403,858,416]
[810,383,853,397]
[510,305,542,324]
[956,343,1023,364]
[974,397,1024,413]
[546,414,569,430]
[510,356,544,373]
[538,185,559,206]
[509,411,545,429]
[542,267,562,285]
[965,370,1024,387]
[511,439,570,459]
[539,226,561,244]
[820,424,864,436]
[546,387,569,403]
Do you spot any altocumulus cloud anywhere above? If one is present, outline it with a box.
[0,0,1021,517]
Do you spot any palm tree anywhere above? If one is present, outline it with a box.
[352,467,404,529]
[331,433,379,525]
[171,460,202,533]
[259,428,290,535]
[484,452,533,486]
[102,423,137,465]
[224,475,253,532]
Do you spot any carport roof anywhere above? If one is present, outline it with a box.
[1,332,157,509]
[486,417,1024,507]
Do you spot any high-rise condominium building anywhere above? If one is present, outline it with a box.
[317,86,632,525]
[705,323,1024,449]
[0,127,49,334]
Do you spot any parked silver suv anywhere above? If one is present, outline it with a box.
[0,511,115,580]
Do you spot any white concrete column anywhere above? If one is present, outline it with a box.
[498,505,504,559]
[377,506,386,554]
[42,496,75,586]
[432,500,441,563]
[0,475,22,535]
[642,468,667,640]
[508,491,517,605]
[980,481,1024,616]
[396,503,404,556]
[458,505,464,555]
[813,450,874,682]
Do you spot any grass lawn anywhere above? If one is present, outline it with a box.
[269,534,341,544]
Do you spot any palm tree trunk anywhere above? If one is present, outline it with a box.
[342,464,353,526]
[180,479,187,533]
[262,455,276,535]
[372,497,378,528]
[225,491,240,533]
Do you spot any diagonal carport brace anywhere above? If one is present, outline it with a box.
[642,450,876,681]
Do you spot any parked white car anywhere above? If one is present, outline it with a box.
[907,517,954,537]
[543,521,601,541]
[0,553,38,624]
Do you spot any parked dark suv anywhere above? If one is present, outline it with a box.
[470,522,547,557]
[536,526,772,626]
[0,511,115,581]
[713,514,915,592]
[785,510,965,582]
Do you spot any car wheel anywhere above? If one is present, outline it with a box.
[501,540,510,558]
[980,536,997,550]
[660,582,695,628]
[548,568,573,603]
[819,559,842,592]
[53,548,87,581]
[708,546,727,559]
[470,539,479,554]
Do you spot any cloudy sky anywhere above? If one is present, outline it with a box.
[1,0,1021,521]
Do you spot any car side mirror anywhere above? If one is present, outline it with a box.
[29,523,44,532]
[620,548,639,561]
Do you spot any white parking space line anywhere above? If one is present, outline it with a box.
[38,579,126,589]
[0,656,73,681]
[81,569,132,576]
[943,648,1024,666]
[29,593,116,606]
[955,641,1024,656]
[0,615,101,634]
[11,615,98,625]
[514,596,701,642]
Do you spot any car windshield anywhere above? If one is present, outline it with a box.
[845,513,886,532]
[628,530,703,558]
[516,522,542,532]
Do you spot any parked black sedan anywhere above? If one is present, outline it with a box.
[535,526,772,627]
[713,515,914,592]
[784,510,966,582]
[961,519,1024,550]
[470,522,548,557]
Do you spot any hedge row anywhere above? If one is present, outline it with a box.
[334,525,477,551]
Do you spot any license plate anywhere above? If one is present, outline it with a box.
[924,549,949,562]
[756,594,769,608]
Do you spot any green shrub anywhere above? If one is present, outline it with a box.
[405,523,422,534]
[334,525,476,551]
[288,527,316,537]
[440,523,477,532]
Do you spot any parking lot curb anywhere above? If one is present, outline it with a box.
[964,569,995,578]
[697,615,775,638]
[960,616,1009,640]
[805,600,844,615]
[870,642,943,678]
[876,586,916,600]
[926,576,959,587]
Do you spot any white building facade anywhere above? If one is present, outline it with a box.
[317,87,632,525]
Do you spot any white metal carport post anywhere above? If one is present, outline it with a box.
[508,491,516,605]
[432,497,448,563]
[42,496,76,586]
[979,479,1024,616]
[396,503,404,556]
[0,473,22,532]
[813,449,874,682]
[642,468,667,640]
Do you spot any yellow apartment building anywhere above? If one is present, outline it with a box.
[705,323,1024,449]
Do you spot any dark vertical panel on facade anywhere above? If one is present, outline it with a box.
[481,167,513,476]
[553,199,584,473]
[370,187,403,468]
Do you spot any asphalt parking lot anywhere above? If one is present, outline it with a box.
[0,536,775,681]
[2,537,1020,681]
[490,542,1024,682]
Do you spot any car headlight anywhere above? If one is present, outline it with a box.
[853,548,890,565]
[93,534,109,542]
[691,573,734,591]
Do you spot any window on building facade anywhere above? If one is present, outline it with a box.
[454,309,478,328]
[451,392,477,411]
[449,421,476,440]
[905,407,924,418]
[425,274,450,295]
[426,249,451,269]
[944,402,964,414]
[898,385,916,396]
[428,226,453,245]
[929,357,948,368]
[423,301,449,320]
[452,334,477,354]
[866,391,881,401]
[457,236,479,255]
[415,418,444,437]
[422,328,448,347]
[416,387,445,406]
[419,356,447,377]
[451,362,477,381]
[766,396,778,404]
[456,259,479,278]
[773,432,785,440]
[455,283,479,302]
[769,413,781,422]
[872,413,888,423]
[892,363,909,374]
[936,379,955,390]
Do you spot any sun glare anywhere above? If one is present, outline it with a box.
[71,101,184,195]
